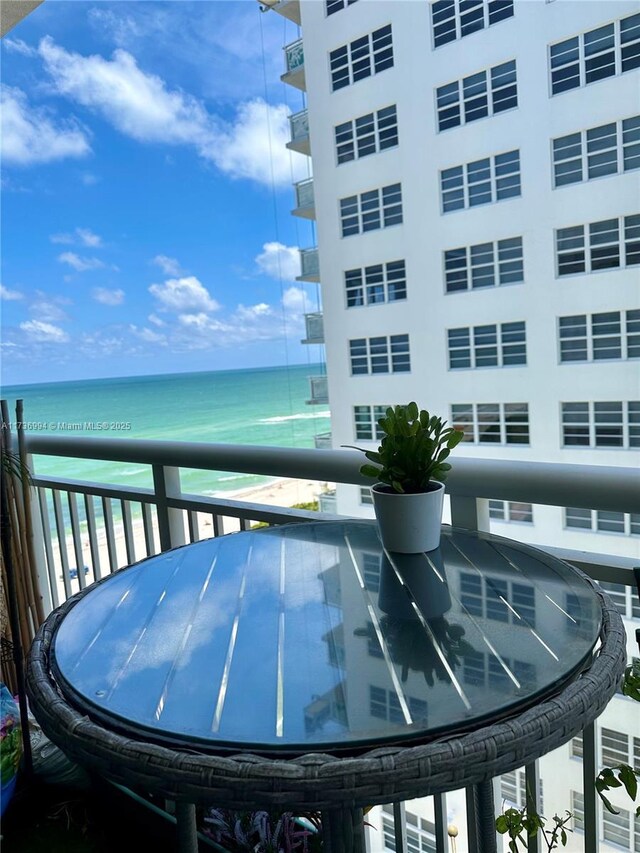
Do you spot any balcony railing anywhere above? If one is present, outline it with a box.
[271,0,301,24]
[21,433,640,853]
[318,488,337,513]
[314,431,332,450]
[297,247,320,282]
[306,375,328,405]
[292,177,315,219]
[301,311,324,344]
[281,38,305,90]
[287,109,310,156]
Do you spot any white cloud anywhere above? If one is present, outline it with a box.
[0,284,23,301]
[81,173,99,186]
[1,85,91,166]
[20,320,69,343]
[58,252,105,272]
[76,228,102,247]
[129,325,165,343]
[37,38,306,187]
[235,302,272,321]
[149,275,219,313]
[51,227,103,247]
[282,285,312,314]
[148,313,165,327]
[255,242,301,282]
[93,287,124,306]
[3,39,37,58]
[30,297,68,323]
[39,36,215,147]
[152,255,182,276]
[211,99,307,185]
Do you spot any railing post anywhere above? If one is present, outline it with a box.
[27,455,53,617]
[525,762,541,853]
[393,801,407,853]
[153,465,186,551]
[582,721,598,853]
[450,496,490,532]
[433,794,449,853]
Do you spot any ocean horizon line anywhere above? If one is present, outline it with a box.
[3,361,325,393]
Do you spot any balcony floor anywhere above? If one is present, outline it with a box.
[2,777,179,853]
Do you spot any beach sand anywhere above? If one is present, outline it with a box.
[46,477,333,607]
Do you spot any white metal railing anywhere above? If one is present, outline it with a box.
[284,38,304,73]
[294,177,314,211]
[22,435,640,853]
[302,311,324,344]
[288,108,309,143]
[314,431,332,450]
[298,247,319,280]
[307,375,329,405]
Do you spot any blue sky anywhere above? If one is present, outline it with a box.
[1,0,319,385]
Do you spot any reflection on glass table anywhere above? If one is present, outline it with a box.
[51,521,602,755]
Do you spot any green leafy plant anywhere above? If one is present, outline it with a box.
[345,402,464,494]
[496,806,572,851]
[596,662,640,818]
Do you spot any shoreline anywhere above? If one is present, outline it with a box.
[49,477,333,605]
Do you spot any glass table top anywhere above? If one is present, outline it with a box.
[52,521,602,756]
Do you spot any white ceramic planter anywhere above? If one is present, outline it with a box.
[371,481,445,553]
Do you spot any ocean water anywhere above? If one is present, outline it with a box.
[3,364,330,495]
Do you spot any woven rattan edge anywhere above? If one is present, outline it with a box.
[26,571,627,812]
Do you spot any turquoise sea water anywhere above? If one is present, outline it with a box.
[3,364,330,495]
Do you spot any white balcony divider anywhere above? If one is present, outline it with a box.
[23,435,639,853]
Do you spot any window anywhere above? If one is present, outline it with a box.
[345,260,407,307]
[602,805,631,849]
[370,687,427,725]
[326,0,358,16]
[501,770,543,812]
[602,727,629,766]
[561,401,640,448]
[571,733,583,759]
[362,553,380,591]
[354,405,389,440]
[489,500,534,523]
[566,510,640,539]
[335,105,398,164]
[558,309,640,362]
[571,791,584,832]
[370,685,404,723]
[350,335,410,375]
[382,808,436,853]
[444,236,524,293]
[340,183,403,236]
[549,13,640,96]
[430,0,514,48]
[448,322,526,369]
[552,115,640,187]
[436,60,517,131]
[451,403,529,445]
[330,24,393,91]
[441,150,520,212]
[556,214,640,276]
[360,486,373,506]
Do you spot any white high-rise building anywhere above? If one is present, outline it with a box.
[274,1,639,850]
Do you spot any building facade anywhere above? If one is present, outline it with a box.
[275,0,640,850]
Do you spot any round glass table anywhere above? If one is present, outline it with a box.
[28,521,626,853]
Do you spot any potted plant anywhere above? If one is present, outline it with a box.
[347,402,463,553]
